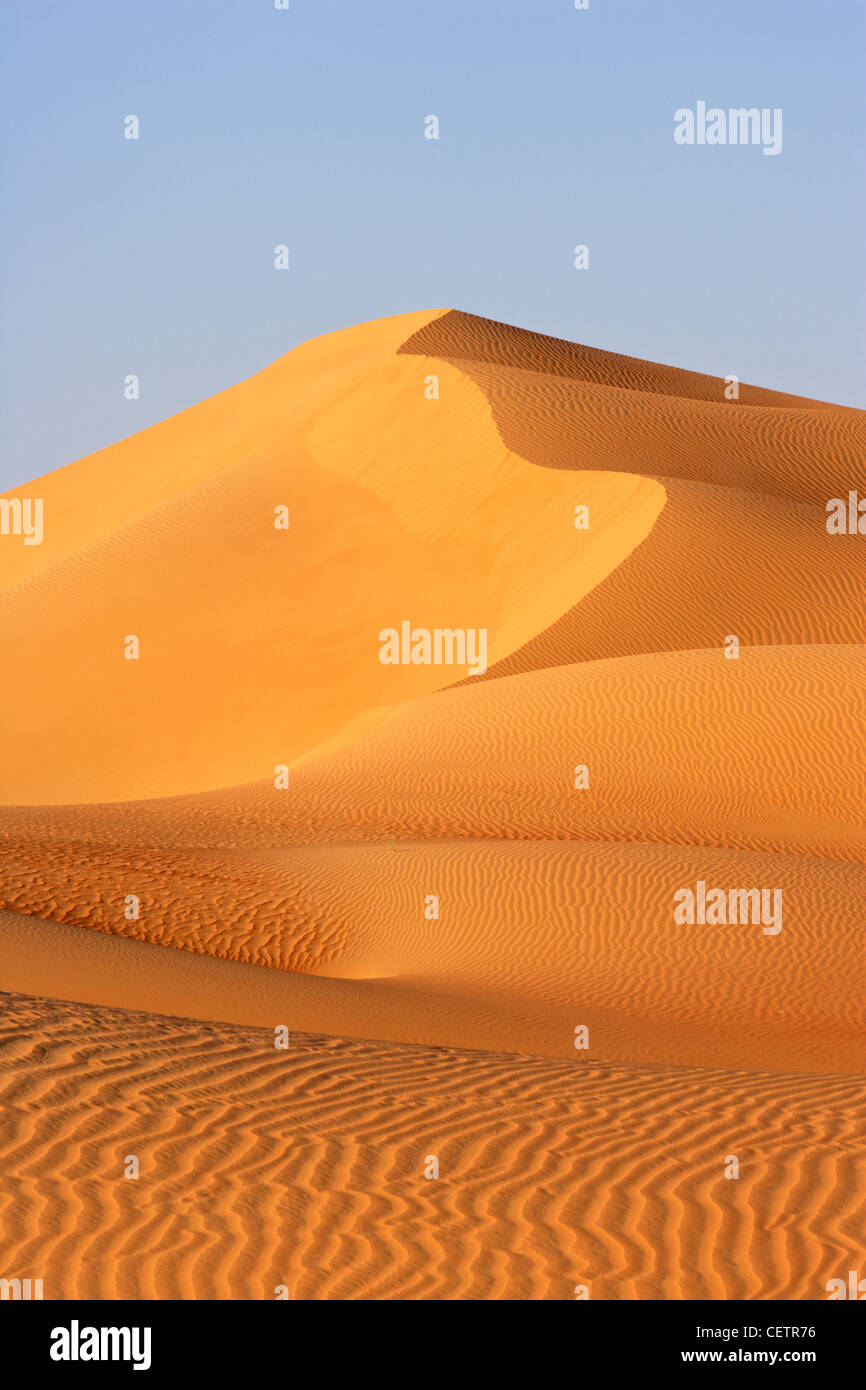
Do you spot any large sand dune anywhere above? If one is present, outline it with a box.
[1,309,863,1299]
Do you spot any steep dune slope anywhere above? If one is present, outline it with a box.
[0,310,662,804]
[401,312,866,679]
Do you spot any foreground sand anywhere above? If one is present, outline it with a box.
[2,991,863,1301]
[1,309,864,1298]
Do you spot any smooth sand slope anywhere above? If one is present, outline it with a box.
[1,309,864,1298]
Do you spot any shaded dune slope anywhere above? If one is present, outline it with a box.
[402,312,866,680]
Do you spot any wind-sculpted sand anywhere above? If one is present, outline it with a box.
[1,991,863,1301]
[1,309,863,1299]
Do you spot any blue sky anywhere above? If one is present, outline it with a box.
[1,0,864,491]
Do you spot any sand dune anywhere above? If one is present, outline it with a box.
[399,310,863,502]
[0,309,662,804]
[1,991,863,1301]
[4,643,863,858]
[2,819,865,1075]
[1,309,863,1299]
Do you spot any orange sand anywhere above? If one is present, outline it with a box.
[1,309,864,1299]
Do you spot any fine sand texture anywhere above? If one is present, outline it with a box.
[1,309,864,1299]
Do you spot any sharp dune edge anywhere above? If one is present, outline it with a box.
[1,308,864,1299]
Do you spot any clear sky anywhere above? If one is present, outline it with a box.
[1,0,864,492]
